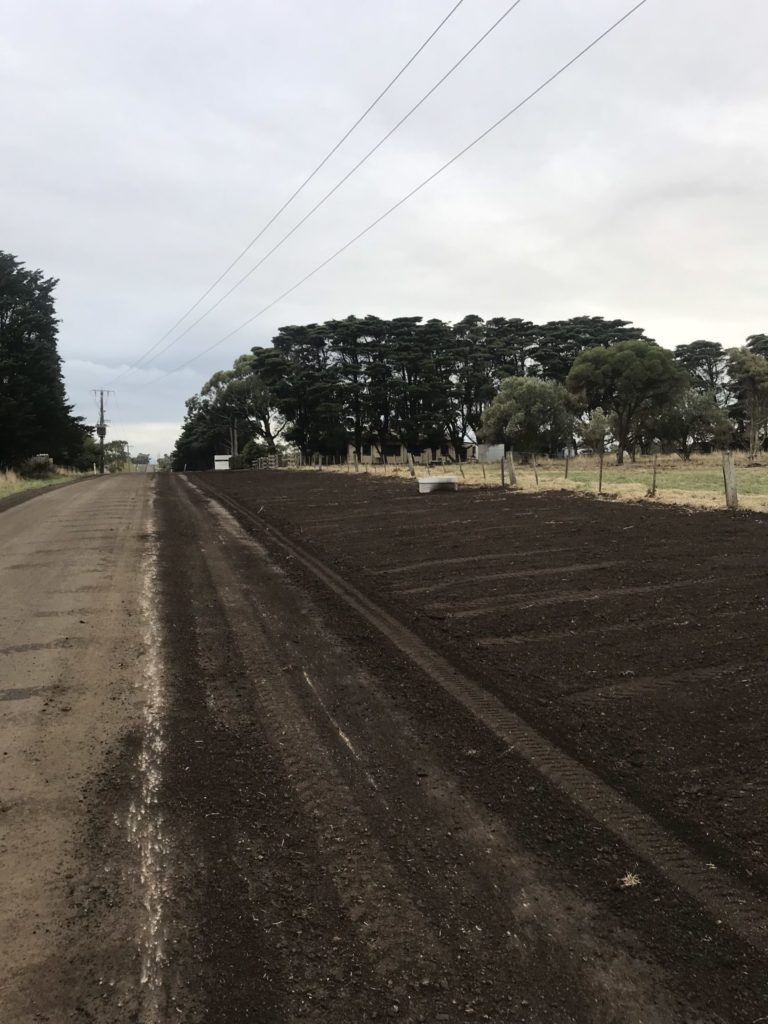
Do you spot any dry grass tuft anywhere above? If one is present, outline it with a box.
[619,871,642,888]
[0,467,84,500]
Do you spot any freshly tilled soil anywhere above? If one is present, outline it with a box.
[169,469,768,1022]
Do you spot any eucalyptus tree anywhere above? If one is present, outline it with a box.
[567,339,686,464]
[481,377,574,457]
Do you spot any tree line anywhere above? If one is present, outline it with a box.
[172,314,768,469]
[0,250,96,471]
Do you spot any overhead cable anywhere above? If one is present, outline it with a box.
[158,0,651,380]
[129,0,526,372]
[107,0,467,384]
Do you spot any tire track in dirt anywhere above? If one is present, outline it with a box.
[281,662,707,1023]
[160,478,463,1022]
[191,486,454,1021]
[191,476,768,956]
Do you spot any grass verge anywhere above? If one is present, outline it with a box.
[0,469,89,501]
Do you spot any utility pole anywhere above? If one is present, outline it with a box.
[92,389,114,475]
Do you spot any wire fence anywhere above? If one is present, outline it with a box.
[244,449,768,514]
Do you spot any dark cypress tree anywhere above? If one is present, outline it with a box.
[0,251,89,468]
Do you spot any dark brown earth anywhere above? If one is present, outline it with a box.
[160,469,767,1022]
[3,471,767,1022]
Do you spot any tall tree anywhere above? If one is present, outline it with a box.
[324,316,369,458]
[171,394,232,470]
[746,334,768,359]
[653,388,732,459]
[485,317,537,380]
[388,316,448,456]
[254,325,345,457]
[566,339,685,463]
[727,347,768,459]
[532,316,647,383]
[202,353,284,454]
[0,251,89,468]
[673,340,728,404]
[481,377,574,456]
[447,315,496,457]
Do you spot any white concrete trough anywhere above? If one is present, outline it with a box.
[418,475,459,494]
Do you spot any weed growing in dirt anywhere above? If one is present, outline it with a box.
[620,872,642,888]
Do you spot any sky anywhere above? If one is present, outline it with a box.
[2,0,767,459]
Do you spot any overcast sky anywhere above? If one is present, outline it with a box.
[3,0,767,458]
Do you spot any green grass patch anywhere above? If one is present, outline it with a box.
[0,470,87,501]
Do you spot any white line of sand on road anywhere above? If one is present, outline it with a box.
[126,480,170,1023]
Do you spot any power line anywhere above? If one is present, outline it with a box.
[155,0,651,382]
[126,0,526,372]
[107,0,467,385]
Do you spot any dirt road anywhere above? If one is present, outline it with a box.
[0,474,152,1022]
[2,471,766,1022]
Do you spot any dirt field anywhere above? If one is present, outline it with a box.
[189,467,768,1018]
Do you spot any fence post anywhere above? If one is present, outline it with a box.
[564,455,569,479]
[500,456,506,488]
[354,454,360,473]
[481,462,486,482]
[407,452,416,478]
[649,453,658,497]
[722,452,738,509]
[507,450,517,487]
[531,453,539,489]
[598,452,604,495]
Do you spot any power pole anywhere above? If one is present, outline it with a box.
[92,389,114,474]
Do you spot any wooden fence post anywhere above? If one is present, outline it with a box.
[407,452,416,478]
[500,456,506,488]
[598,452,604,495]
[481,462,487,482]
[531,453,539,489]
[649,453,658,497]
[507,450,517,487]
[564,455,570,479]
[722,452,738,509]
